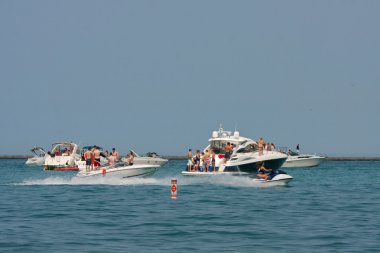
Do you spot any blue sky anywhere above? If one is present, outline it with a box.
[0,0,379,156]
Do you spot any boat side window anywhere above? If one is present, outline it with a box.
[237,144,258,153]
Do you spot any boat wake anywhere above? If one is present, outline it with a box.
[15,174,288,188]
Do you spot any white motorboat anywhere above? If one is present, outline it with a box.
[182,127,288,176]
[121,150,168,166]
[252,173,293,186]
[77,162,160,178]
[25,147,47,166]
[280,148,325,168]
[44,142,81,171]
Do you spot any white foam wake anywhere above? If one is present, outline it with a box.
[16,174,284,188]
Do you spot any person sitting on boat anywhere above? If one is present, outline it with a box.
[187,149,193,171]
[126,151,134,165]
[84,147,93,172]
[62,148,70,156]
[257,162,271,180]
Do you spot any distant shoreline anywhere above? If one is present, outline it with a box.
[1,155,380,161]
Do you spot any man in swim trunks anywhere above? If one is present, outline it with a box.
[93,146,101,169]
[187,149,193,171]
[84,147,93,172]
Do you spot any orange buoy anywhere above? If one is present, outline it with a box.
[171,178,177,199]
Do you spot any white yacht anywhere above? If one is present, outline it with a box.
[280,148,325,168]
[182,127,288,176]
[77,162,160,178]
[44,142,81,171]
[121,150,168,166]
[25,147,47,166]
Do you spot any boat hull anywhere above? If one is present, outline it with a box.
[25,157,45,166]
[252,174,293,186]
[283,156,325,168]
[77,164,160,178]
[44,165,79,171]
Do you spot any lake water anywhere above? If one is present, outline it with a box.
[0,159,379,252]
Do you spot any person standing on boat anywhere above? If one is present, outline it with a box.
[224,142,232,163]
[84,147,93,172]
[126,150,134,165]
[112,148,119,161]
[258,137,264,156]
[211,149,216,172]
[266,142,272,151]
[108,153,116,167]
[93,146,101,169]
[296,144,300,154]
[187,149,193,171]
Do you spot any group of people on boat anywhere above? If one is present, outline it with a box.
[82,146,138,172]
[187,148,217,172]
[82,146,121,172]
[257,137,276,155]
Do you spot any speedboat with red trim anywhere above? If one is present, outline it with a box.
[76,162,160,178]
[44,142,81,171]
[182,127,288,176]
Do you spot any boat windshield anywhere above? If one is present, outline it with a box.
[31,147,46,157]
[237,143,258,153]
[51,143,76,156]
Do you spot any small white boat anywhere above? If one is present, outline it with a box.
[280,148,325,168]
[25,147,47,166]
[122,150,168,166]
[44,142,81,171]
[252,173,293,186]
[283,155,325,168]
[77,163,160,178]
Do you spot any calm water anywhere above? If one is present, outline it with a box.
[0,159,380,252]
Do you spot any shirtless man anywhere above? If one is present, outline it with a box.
[84,147,93,172]
[108,153,116,167]
[257,163,271,180]
[126,151,134,165]
[258,137,264,156]
[93,146,101,169]
[112,148,119,161]
[187,149,193,171]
